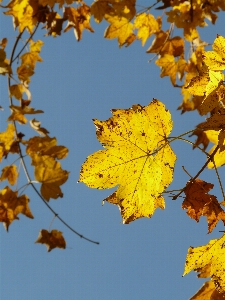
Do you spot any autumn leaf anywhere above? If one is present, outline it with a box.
[183,234,225,295]
[0,165,18,186]
[147,31,184,57]
[201,130,225,168]
[189,280,221,300]
[26,136,68,160]
[104,15,134,47]
[35,160,69,201]
[9,84,31,101]
[182,179,225,233]
[35,229,66,252]
[79,99,176,223]
[0,123,16,151]
[4,0,39,33]
[0,186,33,230]
[203,35,225,71]
[63,5,94,41]
[0,48,12,75]
[189,129,209,151]
[155,54,177,86]
[134,13,160,46]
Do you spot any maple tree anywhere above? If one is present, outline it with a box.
[1,0,225,298]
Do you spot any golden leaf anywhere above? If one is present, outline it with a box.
[134,13,159,46]
[104,16,134,47]
[189,280,221,300]
[203,35,225,71]
[35,229,66,252]
[20,52,42,69]
[63,5,94,41]
[0,123,16,151]
[35,161,69,201]
[79,99,176,223]
[183,234,225,295]
[0,186,33,230]
[0,48,12,75]
[0,165,18,186]
[155,54,177,86]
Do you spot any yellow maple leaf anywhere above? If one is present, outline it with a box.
[4,0,39,33]
[35,161,69,201]
[104,16,134,47]
[29,40,44,53]
[79,99,176,223]
[0,123,16,151]
[155,54,177,86]
[134,13,160,46]
[20,52,42,69]
[202,130,225,168]
[0,186,33,230]
[35,229,66,252]
[203,35,225,71]
[0,165,18,186]
[183,235,225,295]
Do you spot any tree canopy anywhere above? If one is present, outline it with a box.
[1,0,225,298]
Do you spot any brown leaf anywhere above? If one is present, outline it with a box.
[35,229,66,252]
[182,179,225,233]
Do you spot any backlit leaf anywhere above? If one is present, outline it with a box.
[79,99,176,223]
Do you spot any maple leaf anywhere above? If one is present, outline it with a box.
[35,229,66,252]
[7,105,43,124]
[147,31,184,57]
[183,234,225,295]
[26,136,68,160]
[9,84,31,101]
[0,165,18,186]
[35,160,69,201]
[79,99,176,224]
[0,186,33,230]
[134,13,160,46]
[182,179,225,233]
[0,123,16,151]
[204,130,225,168]
[203,35,225,71]
[155,54,177,86]
[189,129,209,151]
[0,48,12,75]
[104,15,134,47]
[4,0,39,33]
[63,5,94,41]
[189,280,221,300]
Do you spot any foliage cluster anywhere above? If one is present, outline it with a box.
[1,0,225,298]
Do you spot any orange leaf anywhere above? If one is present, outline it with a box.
[35,229,66,252]
[0,186,33,230]
[182,179,225,233]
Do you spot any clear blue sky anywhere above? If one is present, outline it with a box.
[0,3,225,299]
